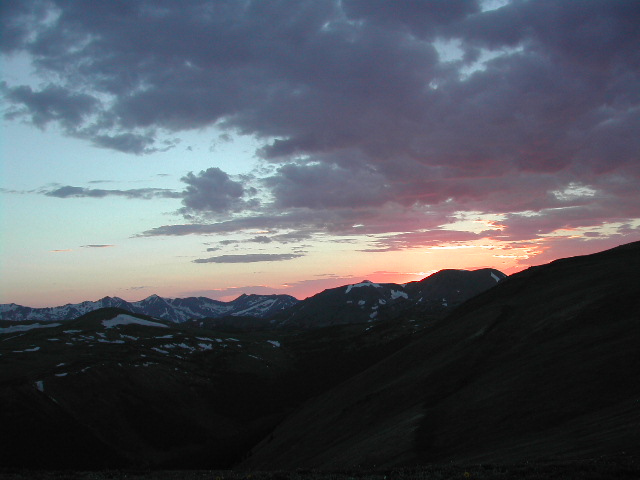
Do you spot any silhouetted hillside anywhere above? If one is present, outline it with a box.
[242,241,640,469]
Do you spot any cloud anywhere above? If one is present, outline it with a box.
[264,161,392,209]
[361,229,490,252]
[209,232,312,249]
[3,83,99,129]
[3,0,640,251]
[180,167,257,215]
[81,244,115,248]
[90,132,159,155]
[249,235,272,244]
[44,186,181,199]
[140,203,443,240]
[193,253,304,264]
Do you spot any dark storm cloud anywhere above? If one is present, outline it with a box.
[44,185,181,199]
[193,253,304,264]
[3,0,640,246]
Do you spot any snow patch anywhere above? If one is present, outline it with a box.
[490,272,502,283]
[1,323,61,334]
[97,338,125,344]
[103,314,168,329]
[267,340,281,347]
[35,380,44,392]
[13,346,41,353]
[391,290,408,300]
[345,281,382,294]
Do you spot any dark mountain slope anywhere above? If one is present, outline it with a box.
[272,268,505,329]
[241,241,640,470]
[0,307,430,469]
[404,268,505,306]
[0,308,295,469]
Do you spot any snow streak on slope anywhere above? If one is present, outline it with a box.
[345,281,382,294]
[102,315,168,329]
[0,323,62,334]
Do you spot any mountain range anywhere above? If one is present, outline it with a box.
[1,244,639,472]
[0,268,506,327]
[0,293,299,323]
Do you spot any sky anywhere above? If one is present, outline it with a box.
[1,0,639,307]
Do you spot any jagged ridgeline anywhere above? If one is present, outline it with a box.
[1,244,639,470]
[0,293,299,323]
[1,268,506,326]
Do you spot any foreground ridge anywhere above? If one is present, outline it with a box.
[2,459,640,480]
[241,241,640,469]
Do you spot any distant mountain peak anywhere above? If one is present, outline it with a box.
[271,268,508,329]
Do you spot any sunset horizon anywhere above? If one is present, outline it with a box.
[2,0,639,309]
